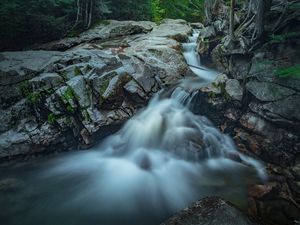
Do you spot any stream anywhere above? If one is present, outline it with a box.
[0,30,266,225]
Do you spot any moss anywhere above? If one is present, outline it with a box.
[268,31,300,44]
[66,104,75,113]
[59,71,68,80]
[275,64,300,79]
[82,109,92,122]
[18,80,31,96]
[99,79,110,96]
[62,87,75,102]
[74,66,82,76]
[47,113,57,124]
[27,91,42,104]
[210,82,231,100]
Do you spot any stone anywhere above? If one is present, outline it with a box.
[225,79,244,101]
[124,80,147,103]
[29,72,64,90]
[0,51,62,85]
[249,95,300,127]
[67,76,90,108]
[246,81,296,102]
[150,19,192,42]
[161,197,258,225]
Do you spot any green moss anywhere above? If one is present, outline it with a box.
[59,71,68,80]
[66,104,75,113]
[210,82,231,100]
[99,79,110,96]
[18,80,31,96]
[74,66,82,76]
[268,32,300,44]
[27,91,42,104]
[275,64,300,79]
[47,113,57,124]
[82,109,91,122]
[62,87,75,102]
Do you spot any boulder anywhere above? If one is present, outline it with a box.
[249,95,300,127]
[150,19,192,42]
[36,20,156,51]
[161,197,258,225]
[67,76,91,108]
[226,79,244,101]
[0,51,62,85]
[246,81,296,102]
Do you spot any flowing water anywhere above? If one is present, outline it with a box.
[0,30,266,225]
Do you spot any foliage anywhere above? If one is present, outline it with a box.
[0,0,205,50]
[151,0,204,23]
[47,113,57,124]
[269,32,300,44]
[27,91,42,104]
[275,64,300,79]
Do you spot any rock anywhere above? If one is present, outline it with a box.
[125,37,189,85]
[161,197,258,225]
[124,80,147,103]
[246,81,296,102]
[0,19,196,160]
[29,72,64,90]
[226,79,244,101]
[0,51,62,85]
[198,26,216,40]
[249,95,300,127]
[36,20,156,51]
[66,76,90,108]
[150,19,192,42]
[0,130,30,158]
[248,184,275,199]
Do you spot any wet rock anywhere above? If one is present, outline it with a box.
[249,95,300,128]
[0,51,62,85]
[66,76,90,108]
[124,80,147,103]
[36,20,156,51]
[29,72,64,90]
[125,37,189,85]
[161,197,258,225]
[225,79,243,101]
[246,81,296,102]
[150,19,192,42]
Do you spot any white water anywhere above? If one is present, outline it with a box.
[182,30,218,81]
[0,30,266,225]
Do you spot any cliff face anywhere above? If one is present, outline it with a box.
[0,19,193,161]
[194,1,300,224]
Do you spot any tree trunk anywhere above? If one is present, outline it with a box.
[204,0,213,24]
[87,0,93,29]
[229,0,235,42]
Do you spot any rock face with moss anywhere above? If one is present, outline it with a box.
[0,19,192,161]
[194,1,300,224]
[161,197,258,225]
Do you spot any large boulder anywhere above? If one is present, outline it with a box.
[246,81,296,102]
[150,19,192,42]
[161,197,258,225]
[0,19,193,160]
[249,95,300,128]
[36,20,157,51]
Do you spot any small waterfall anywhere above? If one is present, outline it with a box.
[182,29,218,82]
[0,30,266,225]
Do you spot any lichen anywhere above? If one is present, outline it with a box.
[47,113,57,124]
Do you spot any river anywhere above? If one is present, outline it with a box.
[0,30,266,225]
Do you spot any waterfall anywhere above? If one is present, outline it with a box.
[0,30,266,225]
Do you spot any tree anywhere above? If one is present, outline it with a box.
[229,0,235,42]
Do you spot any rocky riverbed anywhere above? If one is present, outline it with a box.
[0,14,300,225]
